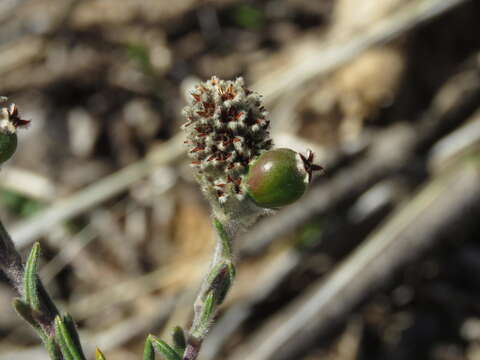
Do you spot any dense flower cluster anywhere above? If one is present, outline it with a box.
[182,76,272,203]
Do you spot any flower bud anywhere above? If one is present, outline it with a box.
[0,98,29,165]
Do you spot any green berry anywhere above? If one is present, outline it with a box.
[246,148,309,208]
[0,132,17,164]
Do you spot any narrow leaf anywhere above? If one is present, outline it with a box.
[63,313,85,358]
[54,316,75,360]
[205,262,234,304]
[54,315,86,360]
[12,298,39,329]
[217,262,235,304]
[151,337,181,360]
[199,291,215,327]
[95,348,106,360]
[226,262,235,282]
[219,262,235,305]
[23,242,41,310]
[192,291,216,338]
[45,335,62,360]
[143,335,155,360]
[12,298,47,342]
[171,326,186,355]
[205,263,227,295]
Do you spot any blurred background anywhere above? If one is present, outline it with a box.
[1,0,480,359]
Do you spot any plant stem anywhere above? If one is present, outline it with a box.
[0,219,24,294]
[183,217,236,360]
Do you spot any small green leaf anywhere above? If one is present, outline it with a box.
[24,242,41,310]
[22,242,59,318]
[45,336,62,360]
[95,348,106,360]
[143,335,155,360]
[151,337,181,360]
[213,219,232,258]
[54,316,75,360]
[205,262,227,293]
[54,329,74,360]
[12,298,47,341]
[63,313,84,357]
[227,262,235,281]
[200,291,215,326]
[12,298,37,328]
[171,326,186,355]
[205,261,235,304]
[54,315,86,360]
[192,291,216,338]
[222,262,235,302]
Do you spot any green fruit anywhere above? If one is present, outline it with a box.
[246,148,308,208]
[0,132,17,164]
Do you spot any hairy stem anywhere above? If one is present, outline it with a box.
[0,219,24,294]
[183,217,236,360]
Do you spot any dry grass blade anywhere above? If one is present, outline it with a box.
[255,0,469,106]
[9,133,184,249]
[429,109,480,172]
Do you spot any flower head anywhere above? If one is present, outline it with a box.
[182,76,272,205]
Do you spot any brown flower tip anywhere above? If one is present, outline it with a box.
[0,97,30,134]
[299,149,324,183]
